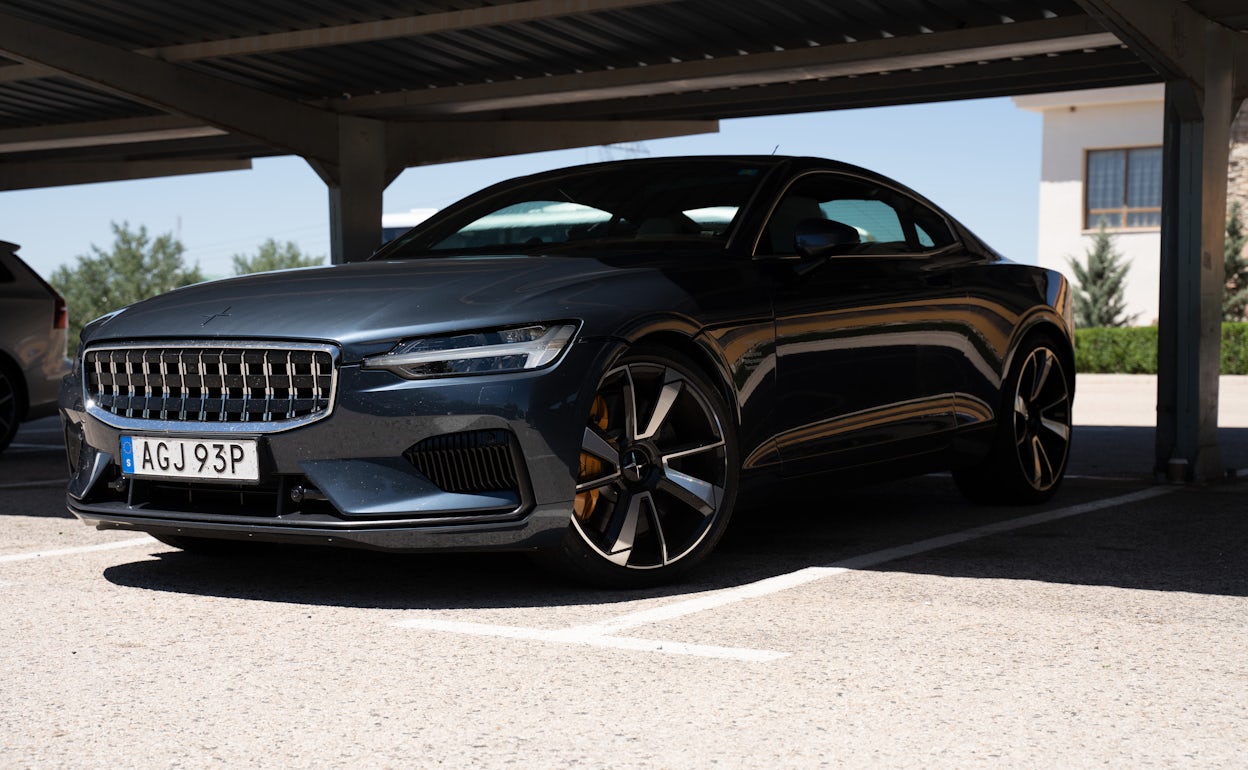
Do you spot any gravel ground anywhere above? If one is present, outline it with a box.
[3,381,1247,768]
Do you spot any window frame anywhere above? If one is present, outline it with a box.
[1083,145,1163,232]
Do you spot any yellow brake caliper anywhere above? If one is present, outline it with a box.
[573,395,609,521]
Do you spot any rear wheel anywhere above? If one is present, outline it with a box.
[954,336,1072,504]
[542,348,738,587]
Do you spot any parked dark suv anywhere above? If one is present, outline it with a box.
[0,241,70,453]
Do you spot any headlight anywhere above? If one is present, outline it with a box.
[363,323,577,379]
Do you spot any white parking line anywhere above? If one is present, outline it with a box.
[402,618,788,662]
[0,537,154,564]
[397,486,1176,661]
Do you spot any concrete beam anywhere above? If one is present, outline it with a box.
[0,159,251,191]
[0,11,339,165]
[0,116,226,156]
[384,120,718,168]
[1075,0,1209,84]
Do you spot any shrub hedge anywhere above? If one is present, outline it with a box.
[1072,323,1248,374]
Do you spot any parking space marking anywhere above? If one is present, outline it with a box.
[400,618,787,662]
[0,536,154,564]
[397,486,1176,661]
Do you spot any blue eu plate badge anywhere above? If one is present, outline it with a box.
[120,436,135,474]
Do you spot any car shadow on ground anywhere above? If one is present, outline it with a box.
[96,484,1248,612]
[97,473,1011,611]
[98,430,1248,610]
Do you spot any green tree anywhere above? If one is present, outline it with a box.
[1224,201,1248,321]
[1067,224,1137,328]
[50,222,203,354]
[231,238,324,275]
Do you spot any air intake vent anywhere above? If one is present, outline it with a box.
[404,430,519,494]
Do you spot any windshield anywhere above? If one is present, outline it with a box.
[377,160,773,258]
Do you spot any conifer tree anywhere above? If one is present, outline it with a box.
[1224,201,1248,321]
[1066,224,1137,328]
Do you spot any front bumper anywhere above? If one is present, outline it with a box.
[69,500,572,552]
[60,337,616,552]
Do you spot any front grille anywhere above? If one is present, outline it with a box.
[84,344,335,428]
[404,430,520,494]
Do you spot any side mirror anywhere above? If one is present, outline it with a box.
[794,218,860,259]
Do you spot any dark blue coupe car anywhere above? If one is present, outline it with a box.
[60,156,1074,586]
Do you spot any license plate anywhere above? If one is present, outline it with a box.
[120,436,260,482]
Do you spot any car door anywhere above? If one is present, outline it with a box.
[761,171,966,476]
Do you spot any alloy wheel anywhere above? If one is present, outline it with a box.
[571,359,731,570]
[1011,345,1071,493]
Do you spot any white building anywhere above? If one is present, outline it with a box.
[1015,85,1248,327]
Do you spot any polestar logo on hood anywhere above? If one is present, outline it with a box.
[200,306,232,326]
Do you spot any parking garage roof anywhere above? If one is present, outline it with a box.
[0,1,1245,190]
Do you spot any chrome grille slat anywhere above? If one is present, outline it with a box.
[217,349,227,423]
[262,353,274,422]
[141,350,152,420]
[285,351,295,419]
[83,343,336,433]
[157,351,169,420]
[178,353,188,421]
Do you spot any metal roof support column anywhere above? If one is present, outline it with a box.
[1155,70,1233,481]
[1078,0,1248,480]
[326,117,388,264]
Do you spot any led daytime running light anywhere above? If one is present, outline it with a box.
[365,324,576,378]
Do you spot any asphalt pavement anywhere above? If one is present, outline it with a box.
[2,377,1246,768]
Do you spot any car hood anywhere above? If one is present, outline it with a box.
[81,255,678,358]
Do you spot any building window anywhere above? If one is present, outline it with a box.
[1086,147,1162,229]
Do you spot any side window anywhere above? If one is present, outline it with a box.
[821,199,905,244]
[761,173,956,255]
[915,224,937,248]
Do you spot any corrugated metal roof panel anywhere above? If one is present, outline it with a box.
[132,0,1107,103]
[1,0,1224,169]
[0,78,159,128]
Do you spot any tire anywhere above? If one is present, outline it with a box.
[539,347,739,588]
[954,334,1073,505]
[0,362,22,454]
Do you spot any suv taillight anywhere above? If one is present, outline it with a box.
[53,293,68,330]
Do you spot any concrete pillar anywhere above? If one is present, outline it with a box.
[327,116,387,264]
[1154,26,1237,481]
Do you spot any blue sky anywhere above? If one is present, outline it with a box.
[0,97,1041,280]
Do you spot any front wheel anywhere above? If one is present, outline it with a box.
[541,348,739,588]
[954,336,1073,505]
